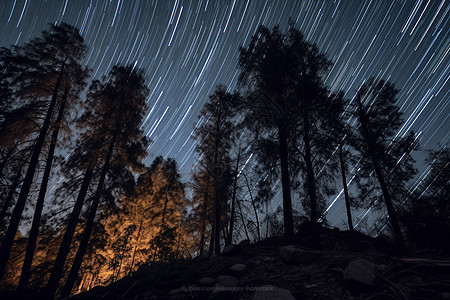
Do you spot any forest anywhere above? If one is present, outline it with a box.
[0,22,448,299]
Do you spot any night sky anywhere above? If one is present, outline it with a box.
[1,0,448,229]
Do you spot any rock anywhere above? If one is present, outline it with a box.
[199,276,216,286]
[343,258,377,288]
[168,288,185,300]
[251,285,295,300]
[169,288,182,296]
[222,244,240,256]
[262,256,274,263]
[239,239,250,247]
[230,263,247,274]
[279,245,317,264]
[216,275,240,287]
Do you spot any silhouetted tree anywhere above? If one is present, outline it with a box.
[238,24,332,244]
[400,146,449,249]
[324,93,357,231]
[193,85,238,254]
[189,168,214,256]
[19,50,89,292]
[353,78,417,248]
[57,65,149,298]
[0,23,87,283]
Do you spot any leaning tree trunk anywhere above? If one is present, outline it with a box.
[356,94,404,249]
[18,89,68,289]
[277,122,294,244]
[61,131,117,298]
[0,63,64,281]
[45,167,94,299]
[339,143,353,231]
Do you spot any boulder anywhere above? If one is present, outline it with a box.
[279,245,318,264]
[343,258,378,290]
[199,277,216,286]
[239,239,250,247]
[222,244,240,256]
[229,263,247,274]
[251,285,295,300]
[216,275,240,287]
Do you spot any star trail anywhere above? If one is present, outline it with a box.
[1,0,448,228]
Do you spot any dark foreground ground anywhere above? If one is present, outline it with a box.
[2,228,449,299]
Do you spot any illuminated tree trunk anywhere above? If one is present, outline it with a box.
[129,217,143,274]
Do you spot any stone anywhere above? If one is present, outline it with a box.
[279,245,317,264]
[230,263,247,273]
[239,239,250,246]
[199,277,216,286]
[216,275,240,287]
[251,285,295,300]
[169,288,182,296]
[262,256,274,263]
[343,258,377,287]
[222,244,240,256]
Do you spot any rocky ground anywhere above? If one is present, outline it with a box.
[1,227,449,299]
[67,228,450,300]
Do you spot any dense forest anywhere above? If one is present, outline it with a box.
[0,22,448,299]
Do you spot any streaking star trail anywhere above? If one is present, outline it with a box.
[1,0,448,227]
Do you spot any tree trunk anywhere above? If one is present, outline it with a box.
[61,130,117,298]
[18,89,68,289]
[199,191,208,257]
[227,147,240,245]
[0,63,64,281]
[237,199,250,241]
[129,217,143,275]
[243,173,260,241]
[277,123,294,244]
[212,108,222,255]
[339,143,353,231]
[356,93,404,248]
[45,167,94,299]
[371,158,404,246]
[303,114,319,248]
[208,222,214,255]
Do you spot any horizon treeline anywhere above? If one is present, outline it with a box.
[0,22,448,298]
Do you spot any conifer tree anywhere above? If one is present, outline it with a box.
[193,85,237,254]
[0,23,87,282]
[238,24,333,244]
[353,78,417,248]
[58,65,149,298]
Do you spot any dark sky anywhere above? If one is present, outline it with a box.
[1,0,448,229]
